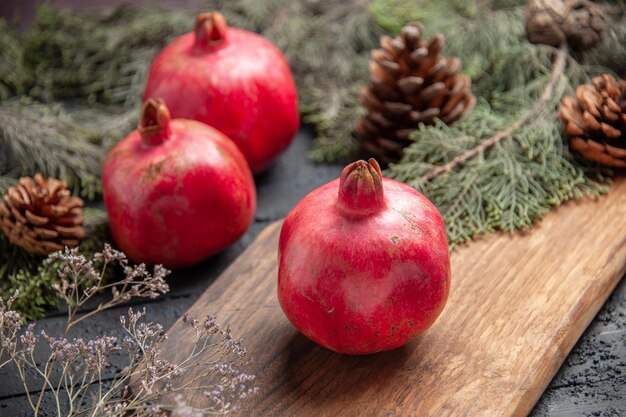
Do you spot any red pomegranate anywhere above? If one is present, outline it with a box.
[102,99,256,268]
[278,159,450,354]
[142,12,299,174]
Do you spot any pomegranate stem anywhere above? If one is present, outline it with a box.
[194,12,227,50]
[337,158,385,217]
[138,98,172,145]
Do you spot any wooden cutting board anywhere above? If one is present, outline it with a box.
[160,178,626,417]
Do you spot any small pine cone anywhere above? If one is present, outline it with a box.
[355,23,474,164]
[0,174,85,255]
[525,0,606,51]
[560,74,626,167]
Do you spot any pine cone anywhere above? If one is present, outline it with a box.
[355,23,474,164]
[0,174,85,255]
[560,74,626,167]
[525,0,606,51]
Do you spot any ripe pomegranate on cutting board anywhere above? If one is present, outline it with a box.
[277,159,450,354]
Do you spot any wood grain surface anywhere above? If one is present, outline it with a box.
[159,178,626,417]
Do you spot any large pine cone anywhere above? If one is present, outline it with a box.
[0,174,85,255]
[525,0,606,51]
[355,23,474,164]
[560,74,626,167]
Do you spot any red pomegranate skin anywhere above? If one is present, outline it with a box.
[278,159,450,354]
[142,12,299,174]
[103,99,256,268]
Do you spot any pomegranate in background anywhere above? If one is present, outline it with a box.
[143,12,299,174]
[102,99,256,268]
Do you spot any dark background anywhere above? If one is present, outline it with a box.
[0,1,624,416]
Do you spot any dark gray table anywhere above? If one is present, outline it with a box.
[0,129,623,416]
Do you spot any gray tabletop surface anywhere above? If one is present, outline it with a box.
[0,129,624,416]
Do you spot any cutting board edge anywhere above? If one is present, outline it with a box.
[510,262,626,417]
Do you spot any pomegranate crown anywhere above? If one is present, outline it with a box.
[138,98,172,145]
[194,12,228,50]
[337,158,385,217]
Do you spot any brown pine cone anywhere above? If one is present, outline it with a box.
[355,23,474,164]
[525,0,606,51]
[0,174,85,255]
[560,74,626,167]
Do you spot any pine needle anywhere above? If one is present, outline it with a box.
[0,102,106,199]
[19,4,194,105]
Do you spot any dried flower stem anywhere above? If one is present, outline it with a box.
[0,245,256,416]
[417,44,569,184]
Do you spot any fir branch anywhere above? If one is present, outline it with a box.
[383,2,620,247]
[18,4,195,106]
[0,20,25,100]
[418,44,569,184]
[304,83,368,162]
[0,102,106,199]
[387,75,610,247]
[369,0,479,33]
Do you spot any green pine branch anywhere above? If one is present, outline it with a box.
[19,3,195,106]
[387,56,612,248]
[0,21,25,100]
[0,102,105,199]
[416,44,570,184]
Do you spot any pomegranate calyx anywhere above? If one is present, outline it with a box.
[337,158,385,217]
[138,98,171,145]
[194,12,228,50]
